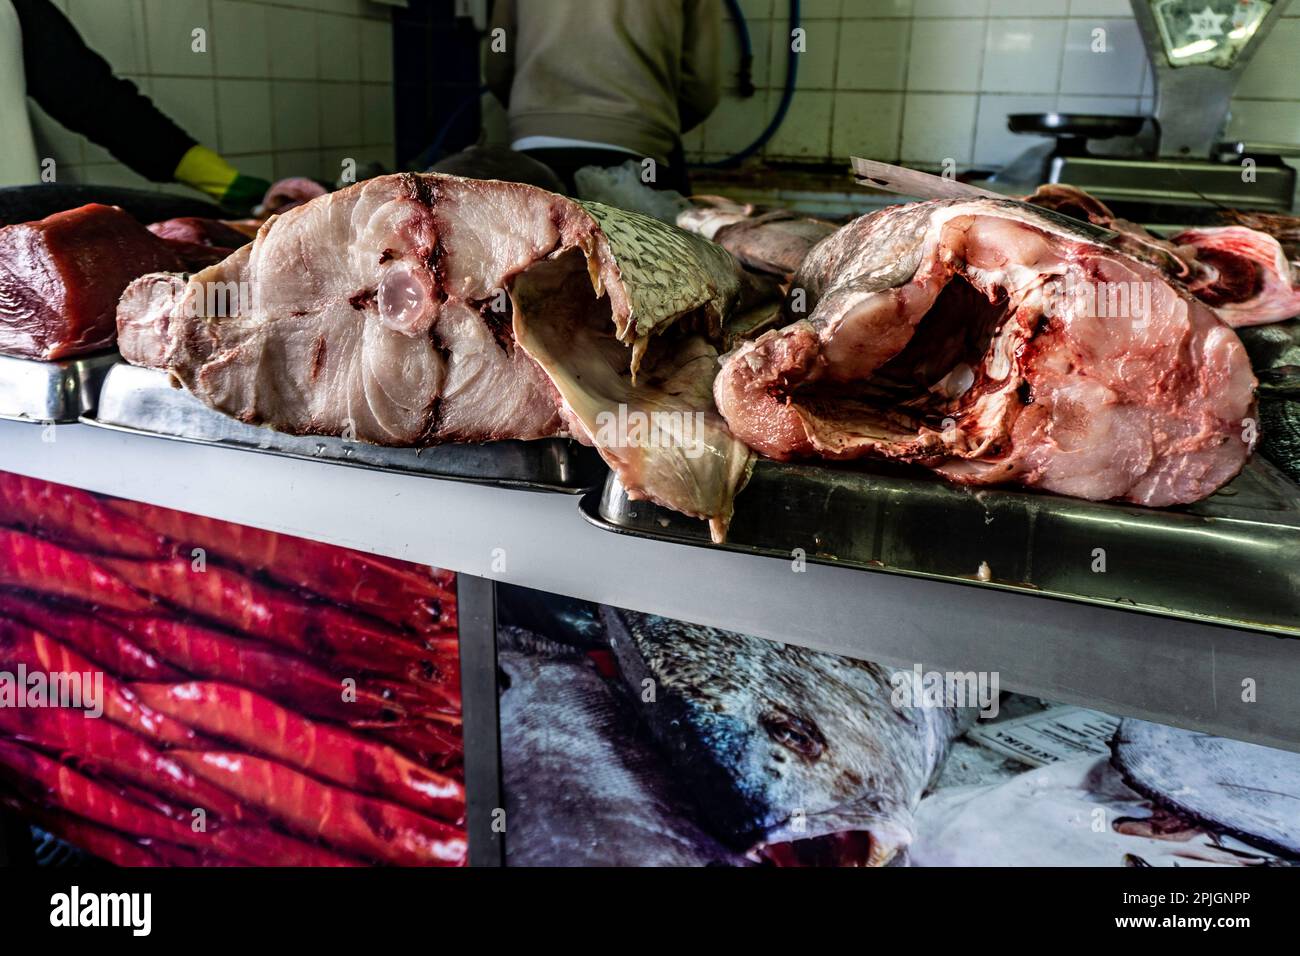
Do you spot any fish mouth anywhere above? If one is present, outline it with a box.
[748,830,905,867]
[746,815,913,868]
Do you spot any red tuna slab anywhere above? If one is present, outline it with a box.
[0,204,187,360]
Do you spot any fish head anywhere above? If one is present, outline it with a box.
[605,608,956,867]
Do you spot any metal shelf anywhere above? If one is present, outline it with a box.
[2,418,1297,754]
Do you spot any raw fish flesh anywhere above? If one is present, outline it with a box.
[499,626,743,867]
[715,197,1257,507]
[0,204,187,359]
[117,173,764,534]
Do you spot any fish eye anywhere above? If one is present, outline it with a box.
[760,709,826,760]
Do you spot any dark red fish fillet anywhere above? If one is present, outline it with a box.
[0,621,202,748]
[148,218,250,270]
[0,701,251,822]
[0,204,185,360]
[0,592,184,681]
[104,496,455,634]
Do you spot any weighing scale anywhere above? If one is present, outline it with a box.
[1004,0,1296,226]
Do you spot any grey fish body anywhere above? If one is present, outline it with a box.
[602,607,973,866]
[1238,320,1300,481]
[498,626,742,867]
[1113,719,1300,858]
[1258,398,1300,483]
[428,144,566,193]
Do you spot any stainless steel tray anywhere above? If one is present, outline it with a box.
[581,458,1300,637]
[82,364,607,493]
[0,351,118,424]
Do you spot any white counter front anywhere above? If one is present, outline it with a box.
[2,418,1296,753]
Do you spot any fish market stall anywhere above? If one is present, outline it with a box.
[1,0,1299,887]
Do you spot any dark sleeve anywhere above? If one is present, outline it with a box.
[14,0,197,182]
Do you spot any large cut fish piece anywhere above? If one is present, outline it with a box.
[0,204,192,360]
[1024,183,1300,327]
[116,173,758,533]
[498,626,742,867]
[602,607,973,866]
[1175,226,1300,328]
[715,198,1257,507]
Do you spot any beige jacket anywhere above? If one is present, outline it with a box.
[485,0,722,164]
[0,0,40,185]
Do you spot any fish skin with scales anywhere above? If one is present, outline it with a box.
[602,607,975,866]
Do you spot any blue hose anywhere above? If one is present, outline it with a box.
[724,0,756,97]
[701,0,801,168]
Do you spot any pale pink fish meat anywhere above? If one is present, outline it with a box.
[678,199,837,282]
[715,198,1257,507]
[117,173,760,534]
[1174,225,1300,328]
[1025,184,1300,327]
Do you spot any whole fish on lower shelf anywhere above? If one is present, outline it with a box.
[1237,319,1300,483]
[601,608,975,866]
[1113,718,1300,859]
[498,626,744,867]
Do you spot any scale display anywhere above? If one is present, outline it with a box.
[1149,0,1276,67]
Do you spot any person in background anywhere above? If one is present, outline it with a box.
[1,0,269,211]
[485,0,721,194]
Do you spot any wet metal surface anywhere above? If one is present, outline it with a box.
[83,363,607,493]
[584,457,1300,637]
[0,351,118,423]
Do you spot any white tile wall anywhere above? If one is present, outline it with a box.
[981,19,1065,94]
[907,19,984,91]
[1058,18,1147,96]
[834,19,909,89]
[831,91,904,158]
[691,0,1300,182]
[28,0,1299,197]
[769,90,835,158]
[901,92,978,164]
[29,0,395,193]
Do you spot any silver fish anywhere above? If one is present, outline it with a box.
[678,204,838,283]
[601,607,973,866]
[1112,718,1300,859]
[498,626,743,867]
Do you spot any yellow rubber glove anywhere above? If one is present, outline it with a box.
[173,145,269,212]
